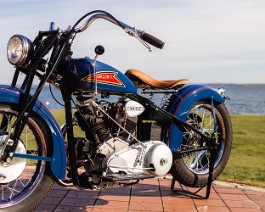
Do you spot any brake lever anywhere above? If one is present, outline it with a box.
[135,34,152,52]
[124,27,152,52]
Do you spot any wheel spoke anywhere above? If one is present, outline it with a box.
[181,103,226,175]
[0,106,47,208]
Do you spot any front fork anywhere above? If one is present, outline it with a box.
[1,38,70,164]
[0,75,51,163]
[0,96,35,163]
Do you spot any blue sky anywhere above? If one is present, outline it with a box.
[0,0,264,84]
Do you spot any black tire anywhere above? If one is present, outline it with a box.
[0,104,54,211]
[170,101,232,187]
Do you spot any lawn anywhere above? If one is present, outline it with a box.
[51,110,265,187]
[218,115,265,187]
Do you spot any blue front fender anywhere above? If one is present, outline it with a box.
[0,85,66,179]
[167,84,225,151]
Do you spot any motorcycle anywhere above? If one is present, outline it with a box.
[0,10,232,211]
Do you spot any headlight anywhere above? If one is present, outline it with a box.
[7,35,34,66]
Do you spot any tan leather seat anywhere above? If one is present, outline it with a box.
[125,69,188,89]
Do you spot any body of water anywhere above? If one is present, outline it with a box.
[211,84,265,115]
[36,84,265,115]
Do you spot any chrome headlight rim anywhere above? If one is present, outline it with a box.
[7,34,34,66]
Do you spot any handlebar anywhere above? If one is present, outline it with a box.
[139,32,165,49]
[72,10,165,50]
[73,12,124,33]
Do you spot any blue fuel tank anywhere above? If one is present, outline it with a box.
[64,57,137,94]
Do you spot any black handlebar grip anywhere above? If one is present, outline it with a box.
[140,32,165,49]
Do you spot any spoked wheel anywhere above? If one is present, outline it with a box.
[170,101,232,187]
[0,104,54,212]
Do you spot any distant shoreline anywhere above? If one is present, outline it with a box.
[34,84,265,115]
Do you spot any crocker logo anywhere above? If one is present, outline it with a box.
[82,71,124,86]
[126,106,144,111]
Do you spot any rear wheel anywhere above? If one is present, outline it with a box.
[0,104,54,212]
[170,101,232,187]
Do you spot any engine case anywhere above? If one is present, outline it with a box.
[105,140,172,177]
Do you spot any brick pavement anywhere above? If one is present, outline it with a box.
[35,178,265,212]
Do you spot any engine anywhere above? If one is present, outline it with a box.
[73,96,172,187]
[75,96,141,143]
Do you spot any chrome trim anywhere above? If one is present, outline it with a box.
[75,13,121,33]
[7,35,33,66]
[74,12,152,51]
[215,87,230,100]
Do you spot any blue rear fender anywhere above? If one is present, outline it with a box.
[0,85,66,179]
[167,84,225,151]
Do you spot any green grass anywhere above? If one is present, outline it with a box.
[218,115,265,187]
[51,109,65,126]
[51,110,265,187]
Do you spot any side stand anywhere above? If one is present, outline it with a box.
[170,141,217,199]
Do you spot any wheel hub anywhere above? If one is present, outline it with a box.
[0,135,27,184]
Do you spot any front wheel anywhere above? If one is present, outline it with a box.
[170,101,232,187]
[0,104,54,212]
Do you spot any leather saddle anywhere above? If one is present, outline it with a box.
[125,69,188,90]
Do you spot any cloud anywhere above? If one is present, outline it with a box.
[0,0,265,84]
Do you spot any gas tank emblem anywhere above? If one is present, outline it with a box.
[82,71,124,87]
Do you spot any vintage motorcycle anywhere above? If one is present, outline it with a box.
[0,10,232,211]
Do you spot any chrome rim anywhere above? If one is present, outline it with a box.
[181,104,225,175]
[0,108,45,207]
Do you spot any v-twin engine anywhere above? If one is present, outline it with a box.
[73,96,172,188]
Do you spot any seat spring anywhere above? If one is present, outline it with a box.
[161,93,170,109]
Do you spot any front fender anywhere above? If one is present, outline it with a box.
[0,85,66,179]
[167,84,225,151]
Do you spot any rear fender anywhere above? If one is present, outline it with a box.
[0,85,66,179]
[167,84,225,151]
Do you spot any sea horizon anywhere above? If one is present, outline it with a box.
[14,83,265,115]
